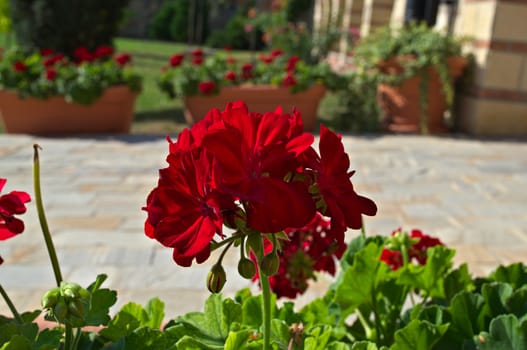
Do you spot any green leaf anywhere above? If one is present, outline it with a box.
[145,298,165,329]
[333,242,389,316]
[351,341,380,350]
[506,286,527,318]
[481,282,513,320]
[397,246,455,298]
[242,295,263,328]
[84,288,118,326]
[391,319,448,350]
[448,291,485,338]
[175,335,224,350]
[475,314,527,350]
[99,309,141,341]
[443,263,474,302]
[490,263,527,290]
[33,328,63,350]
[304,325,333,350]
[271,319,291,350]
[224,329,258,350]
[0,335,32,350]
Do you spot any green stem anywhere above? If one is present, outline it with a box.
[356,307,374,340]
[360,215,366,239]
[64,324,73,350]
[210,232,242,252]
[0,284,23,324]
[256,237,272,350]
[33,145,63,286]
[72,328,82,349]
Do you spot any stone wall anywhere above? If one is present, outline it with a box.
[454,0,527,136]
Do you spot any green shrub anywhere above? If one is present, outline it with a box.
[320,71,381,133]
[8,0,129,56]
[149,1,178,41]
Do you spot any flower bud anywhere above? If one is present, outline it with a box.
[68,299,85,318]
[207,264,227,293]
[61,282,82,300]
[238,258,256,279]
[41,287,60,309]
[260,251,279,276]
[53,297,68,323]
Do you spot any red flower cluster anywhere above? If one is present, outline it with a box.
[380,228,444,270]
[0,179,30,265]
[144,102,377,267]
[252,213,346,298]
[114,53,132,66]
[13,61,27,73]
[169,54,185,67]
[73,45,118,63]
[198,81,216,95]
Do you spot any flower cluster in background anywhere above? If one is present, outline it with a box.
[0,46,142,105]
[0,178,30,265]
[157,47,337,98]
[380,228,444,270]
[143,101,376,292]
[251,213,346,298]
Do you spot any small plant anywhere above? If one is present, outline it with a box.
[0,46,142,105]
[157,47,339,99]
[353,23,469,133]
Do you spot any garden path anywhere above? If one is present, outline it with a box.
[0,133,526,318]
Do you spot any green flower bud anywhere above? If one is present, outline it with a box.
[207,264,227,293]
[260,251,279,276]
[53,297,68,323]
[246,233,263,259]
[68,299,84,318]
[41,287,60,309]
[238,258,256,279]
[60,282,82,300]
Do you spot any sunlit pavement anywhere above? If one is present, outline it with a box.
[1,133,526,318]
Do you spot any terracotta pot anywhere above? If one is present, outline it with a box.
[183,84,326,131]
[376,56,467,133]
[0,86,138,135]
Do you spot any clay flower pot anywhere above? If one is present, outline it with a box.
[376,56,467,133]
[0,86,138,135]
[182,84,326,131]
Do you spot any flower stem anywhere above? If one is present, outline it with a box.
[256,237,272,350]
[64,324,73,350]
[0,284,23,324]
[360,215,366,239]
[33,145,63,286]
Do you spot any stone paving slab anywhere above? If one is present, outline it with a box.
[0,134,526,319]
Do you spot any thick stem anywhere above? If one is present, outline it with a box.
[64,324,73,350]
[256,237,272,350]
[0,284,23,323]
[33,145,63,286]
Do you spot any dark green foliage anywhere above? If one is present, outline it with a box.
[9,0,129,56]
[149,0,209,44]
[285,0,314,22]
[206,11,264,50]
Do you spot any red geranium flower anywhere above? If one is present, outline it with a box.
[380,249,403,271]
[169,54,185,67]
[191,48,204,57]
[202,102,316,233]
[305,125,377,236]
[270,49,284,57]
[241,63,253,80]
[13,61,27,72]
[282,73,297,87]
[409,229,443,264]
[144,147,235,267]
[94,45,114,59]
[73,46,93,62]
[286,55,300,71]
[114,53,132,66]
[192,57,204,65]
[45,68,57,81]
[198,81,216,95]
[227,57,236,65]
[0,179,31,264]
[224,71,236,81]
[40,48,54,56]
[259,55,274,64]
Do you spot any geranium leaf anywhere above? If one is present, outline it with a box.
[242,295,263,328]
[0,335,32,350]
[304,325,333,350]
[443,263,474,302]
[391,319,448,350]
[397,246,455,298]
[475,314,527,350]
[481,282,513,322]
[333,242,389,317]
[145,298,165,329]
[84,288,117,327]
[175,335,224,350]
[224,329,260,350]
[490,263,527,291]
[33,328,63,350]
[350,341,380,349]
[271,319,291,350]
[98,311,140,341]
[448,291,485,338]
[506,286,527,318]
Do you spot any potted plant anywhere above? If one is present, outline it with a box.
[157,48,340,130]
[353,23,468,134]
[0,46,142,134]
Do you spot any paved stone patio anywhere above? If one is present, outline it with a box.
[1,133,526,318]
